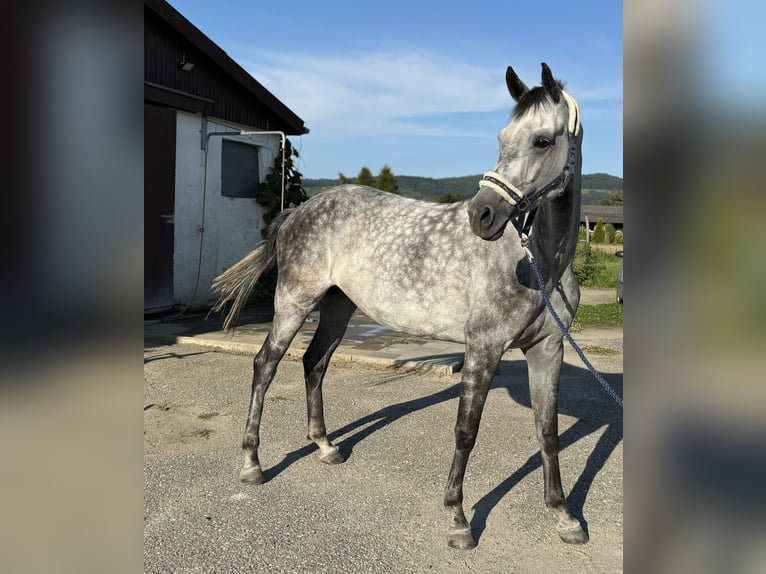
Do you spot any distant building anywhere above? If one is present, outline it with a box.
[580,205,623,231]
[145,0,308,312]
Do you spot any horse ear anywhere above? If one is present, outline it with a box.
[506,66,529,102]
[541,62,561,103]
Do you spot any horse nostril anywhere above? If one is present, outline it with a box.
[480,205,494,229]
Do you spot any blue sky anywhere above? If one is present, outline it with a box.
[167,0,622,179]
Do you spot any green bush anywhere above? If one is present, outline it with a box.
[578,224,587,241]
[256,139,307,235]
[615,230,624,244]
[573,243,621,287]
[592,219,606,243]
[605,223,616,243]
[572,242,592,283]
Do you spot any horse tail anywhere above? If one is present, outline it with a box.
[211,210,293,331]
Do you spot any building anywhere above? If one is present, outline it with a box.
[145,0,308,311]
[580,205,623,232]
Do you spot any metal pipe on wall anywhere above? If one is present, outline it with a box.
[173,127,286,314]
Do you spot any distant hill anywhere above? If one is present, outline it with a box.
[581,172,623,191]
[304,173,622,204]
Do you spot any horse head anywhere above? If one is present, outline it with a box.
[468,63,581,241]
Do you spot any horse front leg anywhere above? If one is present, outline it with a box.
[523,336,588,544]
[443,342,503,549]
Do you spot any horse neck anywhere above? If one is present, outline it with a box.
[532,171,581,278]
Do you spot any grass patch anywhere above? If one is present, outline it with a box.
[579,345,620,356]
[573,302,623,328]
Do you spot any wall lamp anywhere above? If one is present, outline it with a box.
[178,53,195,72]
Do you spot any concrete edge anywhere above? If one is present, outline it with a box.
[147,334,463,376]
[145,327,622,378]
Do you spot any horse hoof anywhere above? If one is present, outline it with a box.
[446,527,477,550]
[318,447,345,465]
[557,522,588,544]
[239,466,265,485]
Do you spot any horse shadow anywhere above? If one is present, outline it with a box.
[470,359,623,542]
[262,370,461,482]
[262,357,622,546]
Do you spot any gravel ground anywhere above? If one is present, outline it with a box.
[144,333,622,573]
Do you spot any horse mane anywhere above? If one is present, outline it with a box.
[512,81,566,119]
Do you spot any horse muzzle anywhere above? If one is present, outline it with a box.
[467,188,515,241]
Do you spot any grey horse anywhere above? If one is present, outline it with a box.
[212,63,587,549]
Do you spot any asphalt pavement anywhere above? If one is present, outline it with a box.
[144,288,622,573]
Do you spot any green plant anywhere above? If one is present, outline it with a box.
[599,190,623,206]
[256,138,307,235]
[578,224,587,241]
[438,192,466,203]
[592,219,606,243]
[356,166,376,187]
[572,243,621,287]
[572,242,592,284]
[605,223,616,244]
[615,230,624,244]
[376,164,400,193]
[338,164,401,193]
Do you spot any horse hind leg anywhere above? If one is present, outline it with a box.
[239,289,322,485]
[302,287,356,465]
[523,337,588,544]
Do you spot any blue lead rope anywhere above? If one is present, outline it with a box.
[525,248,624,409]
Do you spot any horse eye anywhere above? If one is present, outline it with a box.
[534,137,552,149]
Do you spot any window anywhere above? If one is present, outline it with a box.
[221,139,260,198]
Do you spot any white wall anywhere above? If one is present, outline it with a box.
[173,112,281,306]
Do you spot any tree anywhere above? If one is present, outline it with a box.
[337,164,399,193]
[356,166,376,187]
[376,164,399,194]
[438,192,465,203]
[600,190,623,206]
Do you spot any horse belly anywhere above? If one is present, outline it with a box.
[336,273,469,343]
